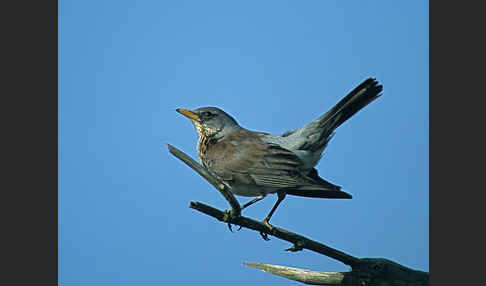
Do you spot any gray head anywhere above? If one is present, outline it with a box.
[176,106,241,139]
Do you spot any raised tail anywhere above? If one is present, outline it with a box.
[297,78,383,152]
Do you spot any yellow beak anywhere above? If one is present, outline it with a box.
[176,108,199,120]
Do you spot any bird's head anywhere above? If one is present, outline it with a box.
[176,107,240,139]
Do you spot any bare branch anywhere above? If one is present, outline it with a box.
[189,201,360,267]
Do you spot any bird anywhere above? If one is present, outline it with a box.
[177,78,382,240]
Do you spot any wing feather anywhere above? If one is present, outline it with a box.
[205,129,340,191]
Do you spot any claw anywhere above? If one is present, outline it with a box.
[223,209,235,232]
[223,209,243,233]
[259,231,270,241]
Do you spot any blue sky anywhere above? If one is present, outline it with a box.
[59,1,428,285]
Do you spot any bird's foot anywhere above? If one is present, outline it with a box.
[223,209,242,232]
[229,224,243,232]
[259,231,270,241]
[259,219,274,241]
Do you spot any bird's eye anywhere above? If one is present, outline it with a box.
[202,111,213,117]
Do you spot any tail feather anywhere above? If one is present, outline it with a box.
[319,78,382,129]
[286,168,352,199]
[285,187,352,199]
[301,78,382,152]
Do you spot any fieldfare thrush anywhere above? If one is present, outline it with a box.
[177,78,382,239]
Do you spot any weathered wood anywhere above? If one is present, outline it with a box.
[243,261,429,286]
[243,262,345,285]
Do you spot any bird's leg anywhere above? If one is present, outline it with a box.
[241,195,266,210]
[260,191,286,241]
[263,191,286,227]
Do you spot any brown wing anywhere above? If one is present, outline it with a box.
[206,130,312,189]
